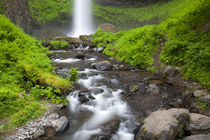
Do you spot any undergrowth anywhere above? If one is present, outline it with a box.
[92,0,210,88]
[0,15,72,134]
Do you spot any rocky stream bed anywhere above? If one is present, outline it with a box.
[2,37,210,140]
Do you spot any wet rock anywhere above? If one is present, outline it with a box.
[51,116,69,135]
[200,95,210,104]
[161,92,168,99]
[186,113,210,135]
[44,126,55,140]
[136,108,189,140]
[91,133,111,140]
[194,90,209,97]
[79,96,90,103]
[182,90,193,99]
[147,84,160,95]
[89,95,96,100]
[33,130,45,139]
[53,36,82,46]
[184,134,210,140]
[42,42,50,47]
[129,85,139,93]
[163,65,180,77]
[94,46,104,53]
[78,90,91,97]
[79,35,92,42]
[75,51,85,60]
[92,60,113,71]
[99,23,119,33]
[91,88,104,94]
[103,120,120,134]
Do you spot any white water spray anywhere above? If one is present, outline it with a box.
[70,0,95,37]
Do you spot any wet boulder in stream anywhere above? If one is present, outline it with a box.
[92,60,113,71]
[75,51,85,60]
[136,108,189,140]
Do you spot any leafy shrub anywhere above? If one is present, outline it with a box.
[68,67,79,82]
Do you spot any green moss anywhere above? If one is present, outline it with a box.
[49,40,69,49]
[28,0,73,23]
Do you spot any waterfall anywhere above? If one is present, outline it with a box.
[70,0,95,37]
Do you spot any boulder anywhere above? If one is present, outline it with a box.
[75,51,85,60]
[92,60,113,71]
[186,113,210,135]
[129,85,139,93]
[147,84,160,95]
[99,23,119,33]
[136,108,189,140]
[79,35,92,42]
[194,90,209,97]
[184,134,210,140]
[33,130,45,139]
[94,46,104,53]
[51,116,69,135]
[53,36,82,46]
[163,65,180,77]
[200,95,210,104]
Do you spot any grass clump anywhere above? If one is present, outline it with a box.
[0,15,71,134]
[49,40,69,49]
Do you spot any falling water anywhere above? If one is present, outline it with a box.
[70,0,95,37]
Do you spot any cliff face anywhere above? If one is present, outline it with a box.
[4,0,35,33]
[95,0,172,7]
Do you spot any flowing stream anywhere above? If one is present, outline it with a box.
[51,46,137,140]
[50,43,180,140]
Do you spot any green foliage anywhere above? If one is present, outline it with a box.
[50,40,69,49]
[92,0,210,88]
[92,26,163,68]
[68,67,79,82]
[28,0,72,23]
[92,0,184,30]
[0,15,71,133]
[160,0,210,87]
[8,102,46,128]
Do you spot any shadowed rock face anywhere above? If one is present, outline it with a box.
[95,0,172,7]
[4,0,35,33]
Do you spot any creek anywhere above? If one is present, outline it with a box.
[50,44,181,140]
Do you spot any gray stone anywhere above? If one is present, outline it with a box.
[92,60,113,71]
[163,65,180,77]
[136,108,189,140]
[75,51,85,60]
[194,90,209,97]
[33,130,45,139]
[99,23,119,33]
[129,85,139,93]
[200,95,210,104]
[147,84,160,95]
[51,116,69,134]
[184,134,210,140]
[187,113,210,135]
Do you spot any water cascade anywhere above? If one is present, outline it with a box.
[71,0,95,37]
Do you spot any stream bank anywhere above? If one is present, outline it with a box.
[2,36,209,140]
